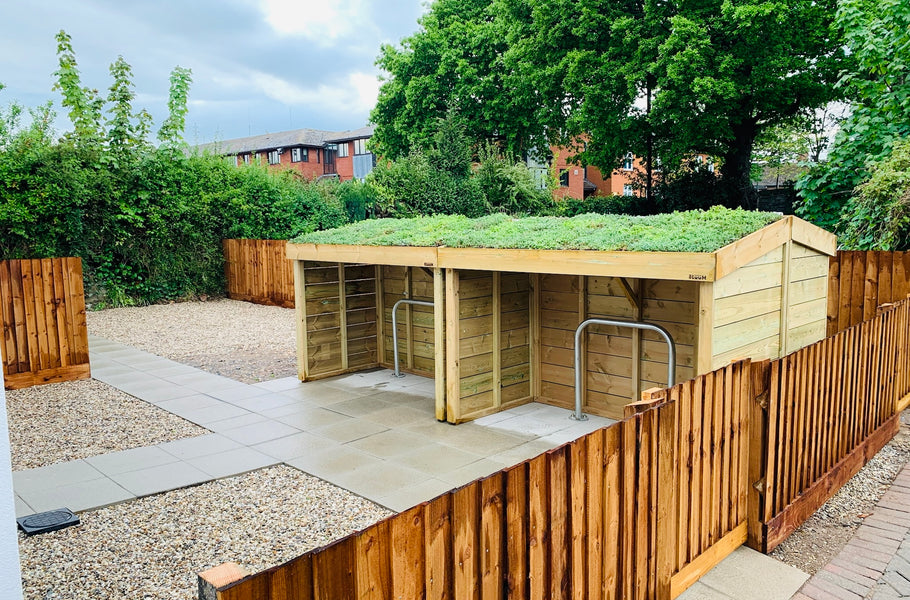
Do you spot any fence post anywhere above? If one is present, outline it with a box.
[624,387,666,418]
[747,360,771,552]
[656,400,678,600]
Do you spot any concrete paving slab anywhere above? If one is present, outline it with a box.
[286,444,385,481]
[163,372,246,393]
[359,404,435,428]
[252,432,331,461]
[19,477,135,513]
[15,496,33,518]
[311,419,390,444]
[348,429,435,459]
[436,458,510,487]
[684,546,809,600]
[207,384,272,403]
[13,460,104,496]
[251,377,302,392]
[330,462,431,499]
[85,446,180,476]
[278,384,367,406]
[118,380,199,403]
[157,433,242,460]
[218,419,301,446]
[487,440,562,468]
[327,396,395,418]
[204,413,269,433]
[272,407,352,430]
[395,443,485,475]
[156,394,224,414]
[178,403,252,426]
[677,581,735,599]
[224,392,300,413]
[109,462,210,497]
[374,478,458,512]
[187,447,279,479]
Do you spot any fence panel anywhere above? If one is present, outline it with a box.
[754,300,909,552]
[223,239,294,308]
[827,250,910,335]
[0,257,90,389]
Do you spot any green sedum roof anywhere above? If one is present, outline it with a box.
[291,206,782,253]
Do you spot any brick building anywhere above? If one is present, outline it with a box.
[197,126,375,182]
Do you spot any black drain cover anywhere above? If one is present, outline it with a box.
[17,508,80,535]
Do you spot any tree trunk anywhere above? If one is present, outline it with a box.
[720,119,758,209]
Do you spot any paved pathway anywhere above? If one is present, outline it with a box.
[13,335,611,515]
[794,463,910,600]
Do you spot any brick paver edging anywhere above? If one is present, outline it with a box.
[793,463,910,600]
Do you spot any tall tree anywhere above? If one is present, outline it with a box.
[371,0,845,207]
[370,0,540,160]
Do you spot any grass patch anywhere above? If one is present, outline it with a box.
[292,206,781,253]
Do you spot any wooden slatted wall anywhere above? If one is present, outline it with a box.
[379,266,435,377]
[454,271,532,422]
[827,250,910,335]
[0,257,90,389]
[208,360,753,600]
[752,300,910,552]
[298,261,378,379]
[223,239,295,308]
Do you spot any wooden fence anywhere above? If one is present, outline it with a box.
[827,250,910,335]
[204,296,910,600]
[223,239,294,308]
[205,361,753,600]
[0,257,91,389]
[752,299,910,552]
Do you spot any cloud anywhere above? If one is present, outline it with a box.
[215,68,380,116]
[258,0,374,43]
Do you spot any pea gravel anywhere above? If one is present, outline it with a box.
[86,298,296,383]
[6,378,206,471]
[18,465,391,600]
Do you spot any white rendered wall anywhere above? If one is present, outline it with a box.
[0,369,23,600]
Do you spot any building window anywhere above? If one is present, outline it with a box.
[622,152,633,171]
[267,150,281,165]
[623,184,634,197]
[226,155,237,166]
[559,170,570,187]
[353,139,369,155]
[242,154,250,165]
[291,147,309,162]
[252,152,261,165]
[336,142,350,158]
[707,159,715,173]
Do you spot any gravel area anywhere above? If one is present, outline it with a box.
[771,410,910,574]
[18,465,391,600]
[86,298,296,384]
[6,378,206,471]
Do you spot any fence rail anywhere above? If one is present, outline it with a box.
[827,250,910,335]
[0,257,90,389]
[223,239,294,308]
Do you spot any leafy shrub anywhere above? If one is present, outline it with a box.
[555,194,644,217]
[838,139,910,250]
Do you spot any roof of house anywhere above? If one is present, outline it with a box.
[196,125,373,155]
[325,126,375,144]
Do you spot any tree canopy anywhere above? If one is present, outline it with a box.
[370,0,846,207]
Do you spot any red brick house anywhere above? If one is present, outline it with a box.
[197,126,375,182]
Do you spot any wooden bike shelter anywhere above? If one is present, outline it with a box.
[287,215,836,422]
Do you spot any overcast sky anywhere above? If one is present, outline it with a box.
[0,0,425,144]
